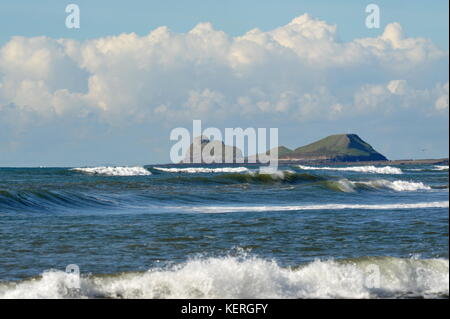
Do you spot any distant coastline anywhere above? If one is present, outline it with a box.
[276,158,449,166]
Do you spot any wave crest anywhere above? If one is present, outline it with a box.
[220,170,322,184]
[153,167,249,173]
[72,166,151,176]
[354,180,431,192]
[0,255,447,299]
[0,189,116,212]
[182,201,449,213]
[298,165,403,174]
[321,179,432,193]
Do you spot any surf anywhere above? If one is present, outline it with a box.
[179,201,449,213]
[0,254,447,299]
[153,167,249,173]
[71,166,152,176]
[298,165,403,174]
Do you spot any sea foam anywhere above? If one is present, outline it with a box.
[0,255,447,299]
[298,165,403,174]
[181,201,449,213]
[353,180,431,192]
[72,166,151,176]
[153,167,249,173]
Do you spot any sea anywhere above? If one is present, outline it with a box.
[0,163,448,299]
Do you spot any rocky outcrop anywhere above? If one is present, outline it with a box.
[254,134,388,163]
[281,134,387,162]
[182,134,388,164]
[182,136,244,163]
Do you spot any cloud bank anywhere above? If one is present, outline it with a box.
[0,14,448,165]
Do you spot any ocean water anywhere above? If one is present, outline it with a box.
[0,164,448,299]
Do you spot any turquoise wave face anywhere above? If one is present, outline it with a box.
[0,164,448,298]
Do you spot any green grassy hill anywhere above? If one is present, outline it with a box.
[274,146,294,157]
[267,134,387,162]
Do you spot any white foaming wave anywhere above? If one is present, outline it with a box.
[354,180,431,192]
[153,167,249,173]
[327,179,432,193]
[181,201,449,213]
[72,166,151,176]
[298,165,403,174]
[0,255,447,299]
[434,165,449,171]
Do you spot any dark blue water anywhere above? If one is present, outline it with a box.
[0,164,448,298]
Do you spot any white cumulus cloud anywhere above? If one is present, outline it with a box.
[0,14,447,124]
[0,13,448,165]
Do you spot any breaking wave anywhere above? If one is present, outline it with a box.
[156,169,323,185]
[181,201,449,213]
[150,168,437,191]
[298,165,403,174]
[0,254,447,299]
[358,180,431,191]
[0,178,436,213]
[71,166,151,176]
[217,170,323,184]
[209,172,432,192]
[153,167,249,173]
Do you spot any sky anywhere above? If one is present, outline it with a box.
[0,0,448,166]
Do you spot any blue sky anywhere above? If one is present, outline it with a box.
[0,1,448,166]
[1,0,448,49]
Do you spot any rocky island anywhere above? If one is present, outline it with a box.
[180,133,448,165]
[271,134,388,162]
[181,136,243,163]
